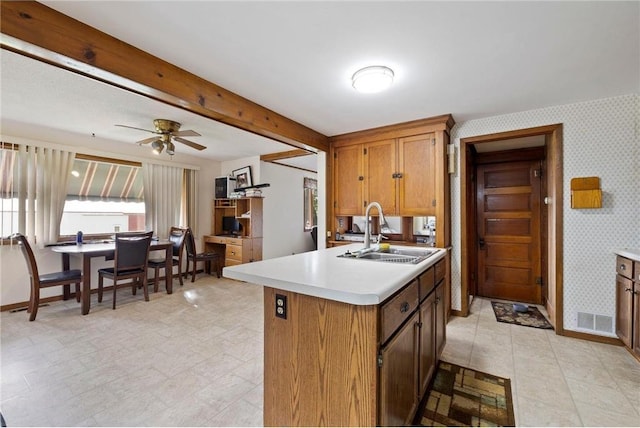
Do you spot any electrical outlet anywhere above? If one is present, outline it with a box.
[275,294,287,319]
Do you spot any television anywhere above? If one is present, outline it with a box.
[215,176,236,199]
[222,216,242,235]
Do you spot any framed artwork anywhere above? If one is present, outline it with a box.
[232,166,253,189]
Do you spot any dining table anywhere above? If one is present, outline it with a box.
[51,240,173,315]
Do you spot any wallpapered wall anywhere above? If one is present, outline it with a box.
[449,94,639,334]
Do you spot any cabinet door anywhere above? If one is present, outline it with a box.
[334,145,364,215]
[435,283,446,359]
[398,134,437,216]
[633,282,640,356]
[379,311,420,427]
[615,275,633,348]
[419,293,436,397]
[364,139,397,215]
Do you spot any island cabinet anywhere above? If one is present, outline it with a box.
[615,252,640,357]
[263,257,447,427]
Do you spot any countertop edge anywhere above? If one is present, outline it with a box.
[615,248,640,261]
[223,246,446,305]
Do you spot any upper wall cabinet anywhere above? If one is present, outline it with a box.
[329,114,454,246]
[397,134,438,216]
[335,135,437,216]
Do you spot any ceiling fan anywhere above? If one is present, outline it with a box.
[115,119,206,155]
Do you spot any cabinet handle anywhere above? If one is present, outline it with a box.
[400,302,410,313]
[625,288,632,292]
[392,173,397,178]
[396,172,403,178]
[358,176,364,181]
[619,264,626,271]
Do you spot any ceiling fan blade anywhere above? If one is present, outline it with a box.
[137,136,161,145]
[172,130,201,137]
[174,136,206,151]
[115,124,157,134]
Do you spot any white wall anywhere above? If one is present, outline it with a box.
[220,156,261,185]
[449,94,640,335]
[0,133,220,306]
[260,162,317,258]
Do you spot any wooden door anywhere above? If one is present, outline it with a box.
[398,133,436,216]
[334,145,363,215]
[476,160,542,304]
[364,139,397,214]
[418,293,435,397]
[379,311,420,427]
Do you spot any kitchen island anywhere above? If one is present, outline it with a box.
[224,244,448,426]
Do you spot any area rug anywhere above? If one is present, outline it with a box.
[491,301,554,329]
[418,361,515,427]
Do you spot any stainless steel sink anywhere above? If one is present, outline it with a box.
[338,248,437,264]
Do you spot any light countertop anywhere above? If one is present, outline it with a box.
[223,244,446,305]
[615,248,640,261]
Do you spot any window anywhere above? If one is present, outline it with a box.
[1,145,145,240]
[303,177,317,231]
[60,157,145,236]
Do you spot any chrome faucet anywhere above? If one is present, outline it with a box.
[363,201,389,250]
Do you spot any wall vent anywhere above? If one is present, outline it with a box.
[577,312,613,333]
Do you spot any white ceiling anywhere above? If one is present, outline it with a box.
[1,1,638,164]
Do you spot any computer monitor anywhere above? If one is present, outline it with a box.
[222,216,241,235]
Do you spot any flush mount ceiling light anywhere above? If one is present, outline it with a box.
[352,65,394,93]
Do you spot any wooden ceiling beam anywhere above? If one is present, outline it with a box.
[260,149,314,163]
[0,1,329,152]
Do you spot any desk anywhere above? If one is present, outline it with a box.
[51,241,172,315]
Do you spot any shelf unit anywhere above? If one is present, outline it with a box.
[206,198,263,266]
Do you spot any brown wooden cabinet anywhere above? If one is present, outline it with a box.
[333,144,364,216]
[205,198,263,266]
[333,135,437,217]
[379,310,420,427]
[329,114,454,248]
[418,292,436,397]
[263,256,448,426]
[398,134,438,216]
[615,254,640,357]
[378,259,446,426]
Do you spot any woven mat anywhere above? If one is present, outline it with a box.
[491,301,554,329]
[418,361,515,427]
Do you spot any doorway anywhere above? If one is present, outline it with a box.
[460,124,564,332]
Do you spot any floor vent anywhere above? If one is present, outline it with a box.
[577,311,613,333]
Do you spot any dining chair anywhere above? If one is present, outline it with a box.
[184,228,222,282]
[148,226,187,292]
[12,233,82,321]
[97,231,153,310]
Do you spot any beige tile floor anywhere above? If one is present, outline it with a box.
[1,276,638,426]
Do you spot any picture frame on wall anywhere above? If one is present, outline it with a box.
[232,166,253,189]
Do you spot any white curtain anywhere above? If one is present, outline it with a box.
[142,163,183,239]
[16,145,75,247]
[182,168,199,236]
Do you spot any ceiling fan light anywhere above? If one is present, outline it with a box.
[151,140,164,154]
[352,65,394,94]
[166,141,175,156]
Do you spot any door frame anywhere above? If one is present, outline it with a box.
[459,124,564,333]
